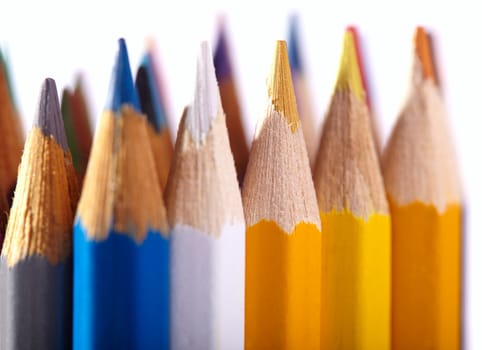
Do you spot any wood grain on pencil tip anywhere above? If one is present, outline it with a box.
[167,41,245,350]
[0,78,74,350]
[287,14,319,168]
[213,20,249,184]
[314,29,390,349]
[136,51,173,192]
[73,38,169,350]
[383,27,461,350]
[243,40,321,349]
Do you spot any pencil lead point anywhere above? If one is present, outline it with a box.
[187,41,221,143]
[414,26,437,83]
[267,40,299,131]
[335,30,365,101]
[36,78,68,151]
[106,38,140,113]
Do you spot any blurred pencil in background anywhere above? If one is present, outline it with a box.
[382,27,462,350]
[243,40,321,349]
[73,39,170,349]
[314,30,390,349]
[61,76,93,183]
[0,78,77,349]
[287,14,319,168]
[135,46,173,193]
[214,19,249,185]
[0,50,24,206]
[166,41,245,350]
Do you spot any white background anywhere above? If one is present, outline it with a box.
[0,0,478,347]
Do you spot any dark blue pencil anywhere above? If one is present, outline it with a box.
[73,38,170,350]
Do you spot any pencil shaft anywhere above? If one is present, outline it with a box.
[245,221,321,349]
[170,225,244,350]
[0,257,71,350]
[74,225,169,349]
[320,211,390,349]
[391,201,461,349]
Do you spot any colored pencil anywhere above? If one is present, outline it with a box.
[135,49,173,192]
[0,78,76,349]
[346,26,382,155]
[213,20,249,185]
[382,27,462,349]
[287,14,319,168]
[73,38,170,349]
[313,29,391,349]
[61,75,93,182]
[0,50,24,204]
[165,41,245,350]
[243,40,321,349]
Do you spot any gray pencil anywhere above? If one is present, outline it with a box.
[0,78,76,350]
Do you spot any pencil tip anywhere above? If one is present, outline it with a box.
[414,26,436,82]
[335,30,365,101]
[187,41,221,143]
[287,14,302,73]
[213,23,232,81]
[36,78,68,151]
[135,53,167,132]
[267,40,299,130]
[106,38,140,113]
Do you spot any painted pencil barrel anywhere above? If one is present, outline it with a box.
[170,224,245,350]
[320,211,391,349]
[73,222,170,349]
[245,221,321,349]
[0,257,71,350]
[391,200,461,350]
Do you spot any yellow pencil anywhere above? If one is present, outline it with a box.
[314,29,391,349]
[383,27,462,350]
[243,40,321,349]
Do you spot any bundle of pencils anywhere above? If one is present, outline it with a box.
[73,38,170,349]
[243,40,321,349]
[0,78,78,349]
[383,27,462,349]
[314,28,390,349]
[166,41,245,350]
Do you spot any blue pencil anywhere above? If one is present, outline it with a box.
[73,38,170,350]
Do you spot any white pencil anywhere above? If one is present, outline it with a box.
[165,41,245,350]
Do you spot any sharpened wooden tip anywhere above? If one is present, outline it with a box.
[187,41,221,143]
[415,26,436,82]
[267,40,299,132]
[36,78,68,151]
[336,30,365,101]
